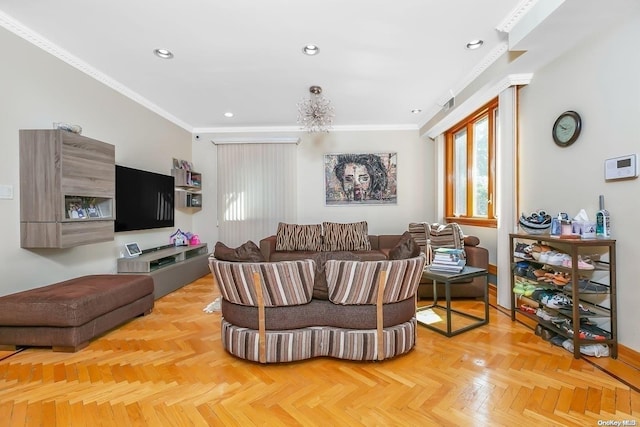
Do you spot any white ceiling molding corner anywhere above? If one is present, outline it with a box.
[422,73,533,140]
[0,10,192,132]
[211,136,301,145]
[495,0,542,33]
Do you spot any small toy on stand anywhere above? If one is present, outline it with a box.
[169,229,189,246]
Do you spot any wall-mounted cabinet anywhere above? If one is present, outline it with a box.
[19,129,115,248]
[172,168,202,210]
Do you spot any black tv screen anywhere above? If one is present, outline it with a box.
[115,165,175,232]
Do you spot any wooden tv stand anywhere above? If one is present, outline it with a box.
[117,243,210,299]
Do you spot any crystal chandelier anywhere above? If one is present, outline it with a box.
[297,85,335,133]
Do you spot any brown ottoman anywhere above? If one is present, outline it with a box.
[0,274,154,352]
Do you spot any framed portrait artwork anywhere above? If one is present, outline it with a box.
[324,152,397,205]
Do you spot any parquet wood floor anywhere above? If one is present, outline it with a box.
[0,274,638,426]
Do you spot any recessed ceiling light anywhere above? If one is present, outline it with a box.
[302,45,320,55]
[224,112,234,118]
[466,39,483,50]
[153,48,174,59]
[411,109,422,114]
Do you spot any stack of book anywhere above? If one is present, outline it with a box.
[429,248,466,273]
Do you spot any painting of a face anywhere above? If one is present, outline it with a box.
[324,153,397,205]
[342,163,371,200]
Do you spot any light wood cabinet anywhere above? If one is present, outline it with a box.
[171,168,202,209]
[20,129,115,248]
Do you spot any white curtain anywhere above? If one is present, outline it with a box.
[216,143,297,247]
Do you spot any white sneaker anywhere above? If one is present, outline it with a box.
[547,253,570,266]
[538,251,555,264]
[545,294,571,309]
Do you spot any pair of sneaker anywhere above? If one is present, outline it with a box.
[562,339,610,357]
[513,243,532,259]
[565,279,608,293]
[561,255,595,270]
[513,279,538,297]
[542,293,571,309]
[543,252,571,266]
[536,307,564,322]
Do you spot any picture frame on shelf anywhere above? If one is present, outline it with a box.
[66,197,86,219]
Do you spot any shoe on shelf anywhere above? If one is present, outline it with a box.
[565,279,608,293]
[536,308,564,322]
[513,281,526,295]
[547,253,570,266]
[523,283,538,297]
[545,294,572,309]
[580,344,610,357]
[519,304,537,314]
[562,255,595,270]
[538,250,556,264]
[514,243,532,258]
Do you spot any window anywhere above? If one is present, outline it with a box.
[445,98,497,227]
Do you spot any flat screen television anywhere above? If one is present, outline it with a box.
[115,165,175,232]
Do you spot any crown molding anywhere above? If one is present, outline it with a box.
[193,123,418,134]
[423,73,533,139]
[211,136,301,145]
[496,0,541,33]
[0,11,193,132]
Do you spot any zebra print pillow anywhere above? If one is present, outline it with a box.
[322,221,371,251]
[275,222,323,251]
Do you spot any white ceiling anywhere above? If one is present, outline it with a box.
[0,0,638,133]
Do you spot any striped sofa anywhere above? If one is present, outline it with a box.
[208,253,426,363]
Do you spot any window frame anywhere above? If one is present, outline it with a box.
[444,97,498,228]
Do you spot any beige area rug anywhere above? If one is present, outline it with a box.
[203,296,221,313]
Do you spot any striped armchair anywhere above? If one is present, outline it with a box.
[209,254,426,363]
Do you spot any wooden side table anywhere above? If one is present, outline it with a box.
[417,266,489,337]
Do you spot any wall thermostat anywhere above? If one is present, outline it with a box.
[605,154,638,181]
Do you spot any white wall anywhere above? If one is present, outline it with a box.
[193,129,433,244]
[0,27,193,295]
[518,13,640,352]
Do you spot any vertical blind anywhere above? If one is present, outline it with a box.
[216,143,297,247]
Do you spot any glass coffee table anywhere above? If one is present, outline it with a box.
[416,266,489,337]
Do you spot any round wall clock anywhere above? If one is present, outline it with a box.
[552,110,582,147]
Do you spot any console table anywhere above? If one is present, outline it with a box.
[417,266,489,337]
[117,243,210,299]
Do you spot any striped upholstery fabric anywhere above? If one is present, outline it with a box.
[275,223,323,251]
[322,221,371,251]
[221,318,416,363]
[325,254,426,305]
[209,258,315,307]
[408,222,429,254]
[427,223,465,255]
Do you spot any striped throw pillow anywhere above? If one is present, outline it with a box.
[428,223,465,256]
[325,254,426,305]
[209,259,316,307]
[275,223,323,251]
[322,221,371,251]
[408,222,429,254]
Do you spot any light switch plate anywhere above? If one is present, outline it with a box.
[0,185,13,199]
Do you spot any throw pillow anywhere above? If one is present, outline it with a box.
[428,223,465,257]
[214,241,265,262]
[388,231,420,260]
[275,223,323,251]
[408,222,429,254]
[310,251,361,300]
[322,221,371,251]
